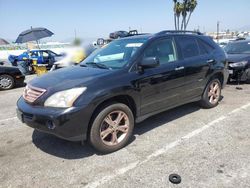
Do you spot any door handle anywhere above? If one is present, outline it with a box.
[207,59,215,64]
[175,66,184,71]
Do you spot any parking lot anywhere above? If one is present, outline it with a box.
[0,76,250,188]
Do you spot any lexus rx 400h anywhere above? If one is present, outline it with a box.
[17,31,228,153]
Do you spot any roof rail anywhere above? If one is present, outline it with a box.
[156,30,203,36]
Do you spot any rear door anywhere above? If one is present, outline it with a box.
[175,36,212,101]
[136,37,185,115]
[41,51,50,64]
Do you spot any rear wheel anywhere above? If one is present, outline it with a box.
[0,74,15,90]
[200,78,221,108]
[89,103,134,153]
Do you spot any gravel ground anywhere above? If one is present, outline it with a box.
[0,76,250,188]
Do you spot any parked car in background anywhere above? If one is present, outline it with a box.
[224,39,250,83]
[8,49,64,75]
[9,49,63,68]
[109,30,139,39]
[96,38,113,46]
[17,31,228,153]
[109,31,129,39]
[0,65,25,90]
[217,39,232,48]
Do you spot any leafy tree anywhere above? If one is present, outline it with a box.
[173,0,197,30]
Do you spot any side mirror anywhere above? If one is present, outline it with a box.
[140,57,160,69]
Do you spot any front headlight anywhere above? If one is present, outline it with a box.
[229,61,248,68]
[44,87,87,108]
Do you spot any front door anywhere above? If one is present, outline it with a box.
[135,37,185,115]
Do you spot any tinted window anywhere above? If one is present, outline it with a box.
[176,36,199,58]
[198,39,214,55]
[144,38,177,65]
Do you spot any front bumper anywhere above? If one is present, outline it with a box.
[16,97,93,141]
[15,75,25,86]
[228,66,248,81]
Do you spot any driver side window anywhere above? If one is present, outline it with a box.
[42,51,49,58]
[144,38,177,65]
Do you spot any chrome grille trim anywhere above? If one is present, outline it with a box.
[23,85,46,103]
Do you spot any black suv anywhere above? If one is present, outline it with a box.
[17,31,228,153]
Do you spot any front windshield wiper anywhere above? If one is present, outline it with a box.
[84,62,110,69]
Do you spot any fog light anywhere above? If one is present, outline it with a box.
[47,120,56,130]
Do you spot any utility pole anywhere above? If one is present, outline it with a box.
[74,29,77,40]
[217,21,220,43]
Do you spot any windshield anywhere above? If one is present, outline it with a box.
[224,41,250,54]
[81,38,147,69]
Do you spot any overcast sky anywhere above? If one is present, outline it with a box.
[0,0,250,42]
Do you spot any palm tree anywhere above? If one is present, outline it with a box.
[185,0,197,30]
[181,0,188,30]
[173,0,177,30]
[174,1,182,30]
[172,0,198,31]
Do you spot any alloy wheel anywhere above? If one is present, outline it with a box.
[0,76,13,89]
[208,81,221,104]
[100,110,129,146]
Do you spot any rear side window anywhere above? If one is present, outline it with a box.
[198,39,214,55]
[144,38,177,65]
[176,36,199,58]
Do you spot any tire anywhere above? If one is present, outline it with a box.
[0,74,15,90]
[89,103,134,153]
[199,78,222,108]
[245,68,250,84]
[169,174,182,184]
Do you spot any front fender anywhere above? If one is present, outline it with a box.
[75,85,141,116]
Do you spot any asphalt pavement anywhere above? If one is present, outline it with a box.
[0,76,250,188]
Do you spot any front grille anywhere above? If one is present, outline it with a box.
[23,85,46,103]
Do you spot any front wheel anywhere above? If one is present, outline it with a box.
[0,74,15,90]
[89,103,134,153]
[200,78,222,108]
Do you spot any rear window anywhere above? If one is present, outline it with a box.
[176,36,199,59]
[198,39,214,55]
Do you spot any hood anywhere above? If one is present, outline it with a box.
[227,53,250,63]
[29,66,111,91]
[0,65,20,71]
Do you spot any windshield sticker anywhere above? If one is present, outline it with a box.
[168,54,175,61]
[95,53,124,62]
[126,43,143,47]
